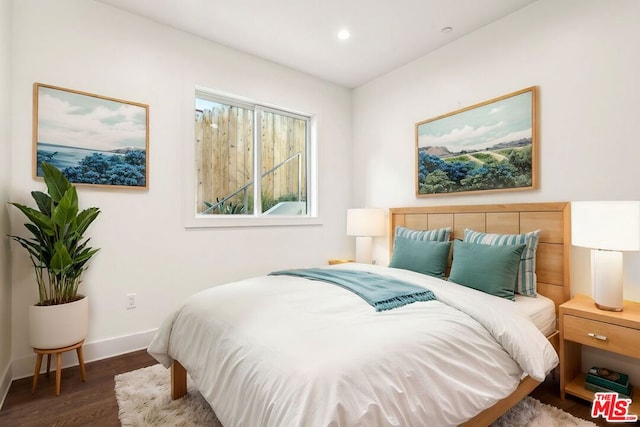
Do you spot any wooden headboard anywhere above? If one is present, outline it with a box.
[389,202,571,311]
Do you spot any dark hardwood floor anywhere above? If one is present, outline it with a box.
[0,350,612,426]
[0,350,156,427]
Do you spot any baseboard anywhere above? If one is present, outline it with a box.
[11,329,158,381]
[0,360,12,410]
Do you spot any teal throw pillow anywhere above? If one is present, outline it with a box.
[448,240,525,300]
[389,237,451,278]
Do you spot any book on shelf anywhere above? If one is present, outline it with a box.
[584,382,633,400]
[585,367,631,395]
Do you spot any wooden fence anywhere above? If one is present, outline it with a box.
[195,105,306,213]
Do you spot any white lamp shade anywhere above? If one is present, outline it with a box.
[346,209,385,237]
[572,201,640,251]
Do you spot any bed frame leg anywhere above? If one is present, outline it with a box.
[171,360,187,399]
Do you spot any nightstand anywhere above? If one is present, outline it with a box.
[559,294,640,414]
[328,259,354,265]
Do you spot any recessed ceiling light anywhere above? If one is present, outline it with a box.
[441,26,453,34]
[337,29,351,40]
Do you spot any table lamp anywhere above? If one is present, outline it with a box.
[346,208,385,264]
[572,201,640,311]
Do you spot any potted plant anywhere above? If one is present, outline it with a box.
[9,162,100,349]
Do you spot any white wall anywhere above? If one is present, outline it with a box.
[9,0,353,377]
[0,0,13,405]
[353,0,640,380]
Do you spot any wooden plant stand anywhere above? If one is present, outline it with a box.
[32,340,86,396]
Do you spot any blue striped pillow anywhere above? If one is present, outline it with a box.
[463,229,541,296]
[395,226,451,243]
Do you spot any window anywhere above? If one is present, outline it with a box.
[194,91,311,219]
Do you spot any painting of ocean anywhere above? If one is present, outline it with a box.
[33,83,149,188]
[36,142,124,175]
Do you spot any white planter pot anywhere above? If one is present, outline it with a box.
[29,296,89,349]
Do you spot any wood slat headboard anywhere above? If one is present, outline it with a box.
[389,202,571,311]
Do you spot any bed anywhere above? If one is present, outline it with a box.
[148,202,571,426]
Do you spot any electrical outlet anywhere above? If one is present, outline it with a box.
[126,293,136,310]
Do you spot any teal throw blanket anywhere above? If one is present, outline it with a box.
[269,268,436,311]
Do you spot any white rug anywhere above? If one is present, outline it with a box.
[115,364,597,426]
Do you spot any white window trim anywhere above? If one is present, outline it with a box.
[183,87,320,228]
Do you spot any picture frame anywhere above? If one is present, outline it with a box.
[33,83,149,189]
[415,86,538,196]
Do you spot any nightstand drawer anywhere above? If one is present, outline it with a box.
[563,314,640,358]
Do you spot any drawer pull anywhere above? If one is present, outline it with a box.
[587,332,608,341]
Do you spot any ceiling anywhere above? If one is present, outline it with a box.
[97,0,537,88]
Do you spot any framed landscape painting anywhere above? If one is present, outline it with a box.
[33,83,149,189]
[415,86,537,196]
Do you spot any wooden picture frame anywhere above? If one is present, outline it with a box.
[33,83,149,189]
[415,86,538,197]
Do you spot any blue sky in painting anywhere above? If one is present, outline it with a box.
[37,86,147,152]
[417,91,532,151]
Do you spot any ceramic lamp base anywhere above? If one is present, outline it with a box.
[591,249,624,312]
[355,236,373,264]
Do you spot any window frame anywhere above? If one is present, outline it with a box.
[184,87,319,228]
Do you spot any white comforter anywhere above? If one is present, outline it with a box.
[148,263,558,427]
